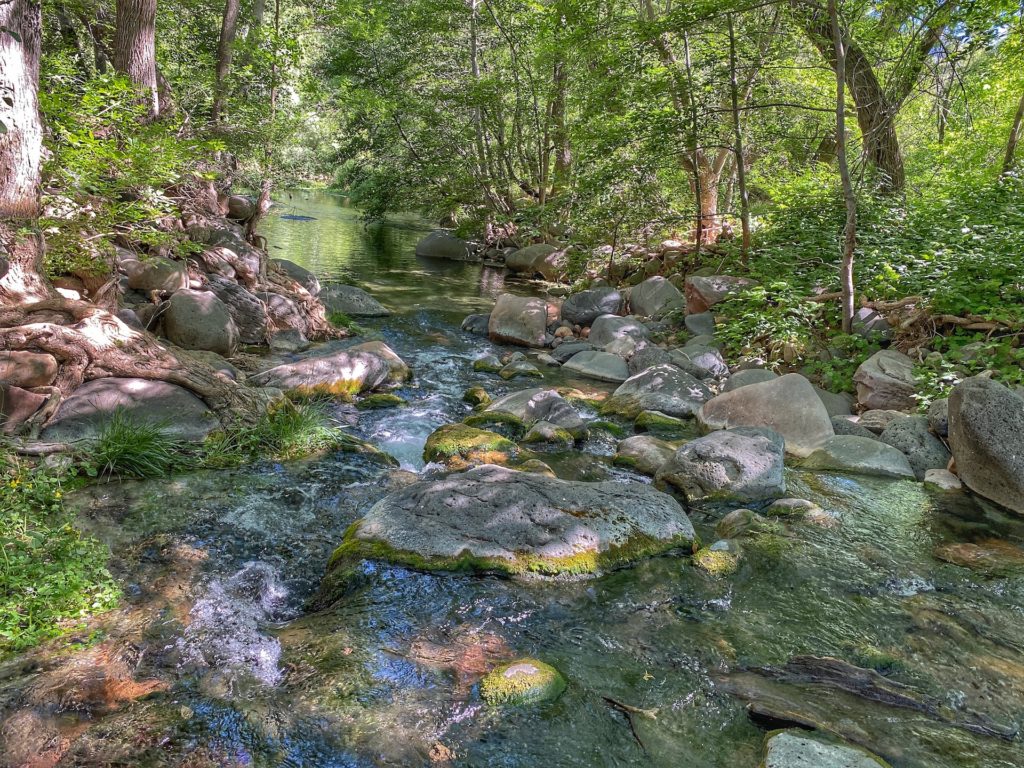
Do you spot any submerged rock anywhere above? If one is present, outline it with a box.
[763,729,891,768]
[698,373,834,458]
[948,376,1024,515]
[320,465,694,591]
[461,313,490,335]
[480,658,566,706]
[803,436,915,479]
[854,350,918,412]
[602,363,711,419]
[656,427,786,503]
[693,543,740,576]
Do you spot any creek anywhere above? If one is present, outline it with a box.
[2,190,1023,767]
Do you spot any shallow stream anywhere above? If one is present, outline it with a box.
[2,190,1023,767]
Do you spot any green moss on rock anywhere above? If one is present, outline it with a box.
[463,411,527,438]
[694,547,740,576]
[423,423,516,467]
[635,410,696,440]
[463,386,491,407]
[480,658,567,705]
[356,393,407,410]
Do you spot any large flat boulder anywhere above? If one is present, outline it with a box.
[321,465,694,590]
[415,231,478,261]
[319,284,390,317]
[698,373,834,457]
[488,294,548,348]
[603,363,712,419]
[684,275,756,314]
[629,276,684,317]
[560,288,624,326]
[948,376,1024,514]
[250,341,409,398]
[41,378,217,442]
[504,244,565,281]
[656,427,786,503]
[561,350,630,383]
[163,289,239,356]
[803,435,915,478]
[588,314,649,349]
[853,350,917,411]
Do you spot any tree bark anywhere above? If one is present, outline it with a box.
[830,0,857,334]
[212,0,241,123]
[728,13,752,262]
[550,60,571,194]
[1003,90,1024,173]
[114,0,159,119]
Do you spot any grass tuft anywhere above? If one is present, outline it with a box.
[91,409,188,479]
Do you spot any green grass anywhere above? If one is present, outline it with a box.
[0,451,119,656]
[90,409,190,478]
[327,311,364,334]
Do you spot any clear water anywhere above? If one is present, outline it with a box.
[3,190,1024,767]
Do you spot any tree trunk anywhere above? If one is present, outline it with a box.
[830,0,857,334]
[728,13,752,262]
[113,0,159,119]
[1003,90,1024,173]
[550,60,571,194]
[212,0,241,123]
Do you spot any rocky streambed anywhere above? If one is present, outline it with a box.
[2,191,1023,767]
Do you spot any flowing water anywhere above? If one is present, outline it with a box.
[3,190,1024,767]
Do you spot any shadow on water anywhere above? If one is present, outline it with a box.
[3,192,1024,767]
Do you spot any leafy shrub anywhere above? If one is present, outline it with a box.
[715,282,821,368]
[90,410,190,479]
[0,452,119,655]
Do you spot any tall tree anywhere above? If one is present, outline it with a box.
[0,0,47,303]
[113,0,159,118]
[830,0,856,333]
[212,0,241,123]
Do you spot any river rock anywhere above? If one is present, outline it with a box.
[259,291,307,335]
[560,288,623,326]
[461,313,490,335]
[854,350,918,411]
[629,276,684,317]
[481,388,586,438]
[627,345,673,375]
[488,294,548,348]
[669,342,729,379]
[924,469,962,492]
[250,341,409,398]
[815,386,855,417]
[684,311,716,337]
[614,435,676,476]
[763,729,891,768]
[803,435,915,478]
[879,415,950,480]
[698,374,834,458]
[684,275,756,314]
[271,258,320,296]
[423,423,516,468]
[207,275,269,344]
[0,351,58,388]
[41,378,217,442]
[831,416,878,440]
[588,314,649,349]
[416,231,478,261]
[858,409,908,434]
[927,398,949,437]
[322,464,694,589]
[504,243,565,281]
[722,368,777,392]
[499,361,543,380]
[163,289,239,356]
[125,256,188,294]
[319,284,390,317]
[225,194,256,221]
[656,427,786,503]
[0,384,47,435]
[480,658,566,706]
[561,350,630,383]
[948,376,1024,515]
[551,341,594,363]
[603,364,712,419]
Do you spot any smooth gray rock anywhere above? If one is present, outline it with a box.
[879,415,950,480]
[551,341,595,363]
[588,314,650,349]
[924,469,962,491]
[207,275,269,344]
[499,361,543,380]
[830,416,878,440]
[859,409,909,434]
[485,388,586,437]
[268,329,310,354]
[488,294,548,348]
[854,350,918,411]
[722,368,778,392]
[669,344,729,379]
[684,311,716,337]
[948,376,1024,514]
[163,289,239,356]
[629,276,684,317]
[42,378,217,442]
[803,435,915,478]
[560,287,624,326]
[928,397,949,437]
[319,284,390,317]
[698,373,834,458]
[125,256,188,294]
[763,729,890,768]
[684,275,756,314]
[657,427,786,503]
[627,345,673,375]
[416,231,478,261]
[851,307,892,340]
[225,194,256,221]
[271,258,320,296]
[814,386,855,416]
[614,435,676,477]
[461,313,490,336]
[250,341,409,396]
[604,364,712,419]
[504,243,563,280]
[330,465,694,577]
[561,350,630,383]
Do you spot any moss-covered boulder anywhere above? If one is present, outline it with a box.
[480,658,566,705]
[522,421,576,447]
[462,386,491,408]
[423,423,516,468]
[602,364,711,419]
[356,393,407,410]
[251,341,410,400]
[318,465,694,601]
[635,409,697,440]
[693,542,740,576]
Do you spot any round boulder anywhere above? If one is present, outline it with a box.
[560,287,624,326]
[163,289,239,356]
